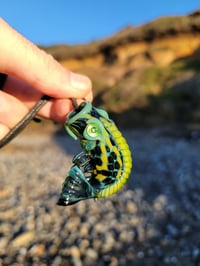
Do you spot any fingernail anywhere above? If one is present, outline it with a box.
[70,72,91,90]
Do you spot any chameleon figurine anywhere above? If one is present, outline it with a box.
[57,101,132,206]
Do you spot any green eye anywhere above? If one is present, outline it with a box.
[83,118,104,140]
[85,123,99,138]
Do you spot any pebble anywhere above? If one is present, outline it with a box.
[12,232,35,248]
[85,248,98,261]
[70,246,81,258]
[28,243,45,257]
[0,129,200,265]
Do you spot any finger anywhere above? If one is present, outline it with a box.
[0,18,93,100]
[2,75,43,108]
[3,75,93,107]
[0,91,28,128]
[1,75,93,123]
[0,87,91,133]
[0,124,9,140]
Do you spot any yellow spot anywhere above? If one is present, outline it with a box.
[116,169,122,179]
[96,174,106,182]
[100,143,107,154]
[100,154,108,164]
[96,164,108,171]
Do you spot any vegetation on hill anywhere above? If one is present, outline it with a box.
[40,9,200,128]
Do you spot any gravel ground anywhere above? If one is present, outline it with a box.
[0,127,200,266]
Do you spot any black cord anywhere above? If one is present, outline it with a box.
[0,96,79,148]
[0,95,51,148]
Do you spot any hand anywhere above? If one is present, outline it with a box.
[0,18,93,139]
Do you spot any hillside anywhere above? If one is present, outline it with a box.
[41,9,200,127]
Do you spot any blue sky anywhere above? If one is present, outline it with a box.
[1,1,200,46]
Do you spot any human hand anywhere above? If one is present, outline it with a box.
[0,18,93,140]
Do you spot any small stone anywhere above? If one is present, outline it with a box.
[92,239,103,250]
[94,223,104,234]
[147,248,155,256]
[0,188,13,199]
[153,195,167,211]
[49,244,59,257]
[164,255,178,264]
[79,223,89,237]
[53,256,62,266]
[70,246,82,266]
[29,243,45,256]
[119,230,135,244]
[70,246,81,258]
[66,217,81,232]
[126,201,138,213]
[129,217,140,226]
[167,224,179,237]
[192,246,200,259]
[110,256,119,266]
[85,248,98,261]
[79,239,90,254]
[12,231,35,248]
[0,209,15,220]
[0,237,8,249]
[137,251,144,259]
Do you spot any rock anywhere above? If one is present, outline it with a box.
[166,224,179,237]
[52,256,62,266]
[153,195,167,212]
[0,237,8,249]
[70,246,82,266]
[12,232,35,248]
[79,239,90,254]
[79,223,89,238]
[126,201,138,213]
[85,248,98,263]
[70,246,81,258]
[0,209,15,220]
[28,243,45,257]
[0,188,13,199]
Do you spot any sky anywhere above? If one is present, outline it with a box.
[1,1,200,46]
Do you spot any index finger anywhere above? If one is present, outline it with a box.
[0,18,92,100]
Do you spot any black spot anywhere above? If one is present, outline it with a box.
[108,156,114,163]
[104,176,116,185]
[111,152,117,160]
[99,170,112,176]
[90,108,101,118]
[90,177,102,189]
[110,137,116,146]
[90,149,95,156]
[108,164,114,170]
[95,157,102,166]
[106,145,110,152]
[114,161,120,170]
[94,145,101,156]
[113,171,118,177]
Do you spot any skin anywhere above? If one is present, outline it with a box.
[0,18,93,140]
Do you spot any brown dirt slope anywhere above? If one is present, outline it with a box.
[41,9,200,127]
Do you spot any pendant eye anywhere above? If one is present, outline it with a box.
[84,118,104,140]
[86,123,99,138]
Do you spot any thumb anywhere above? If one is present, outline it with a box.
[0,18,92,99]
